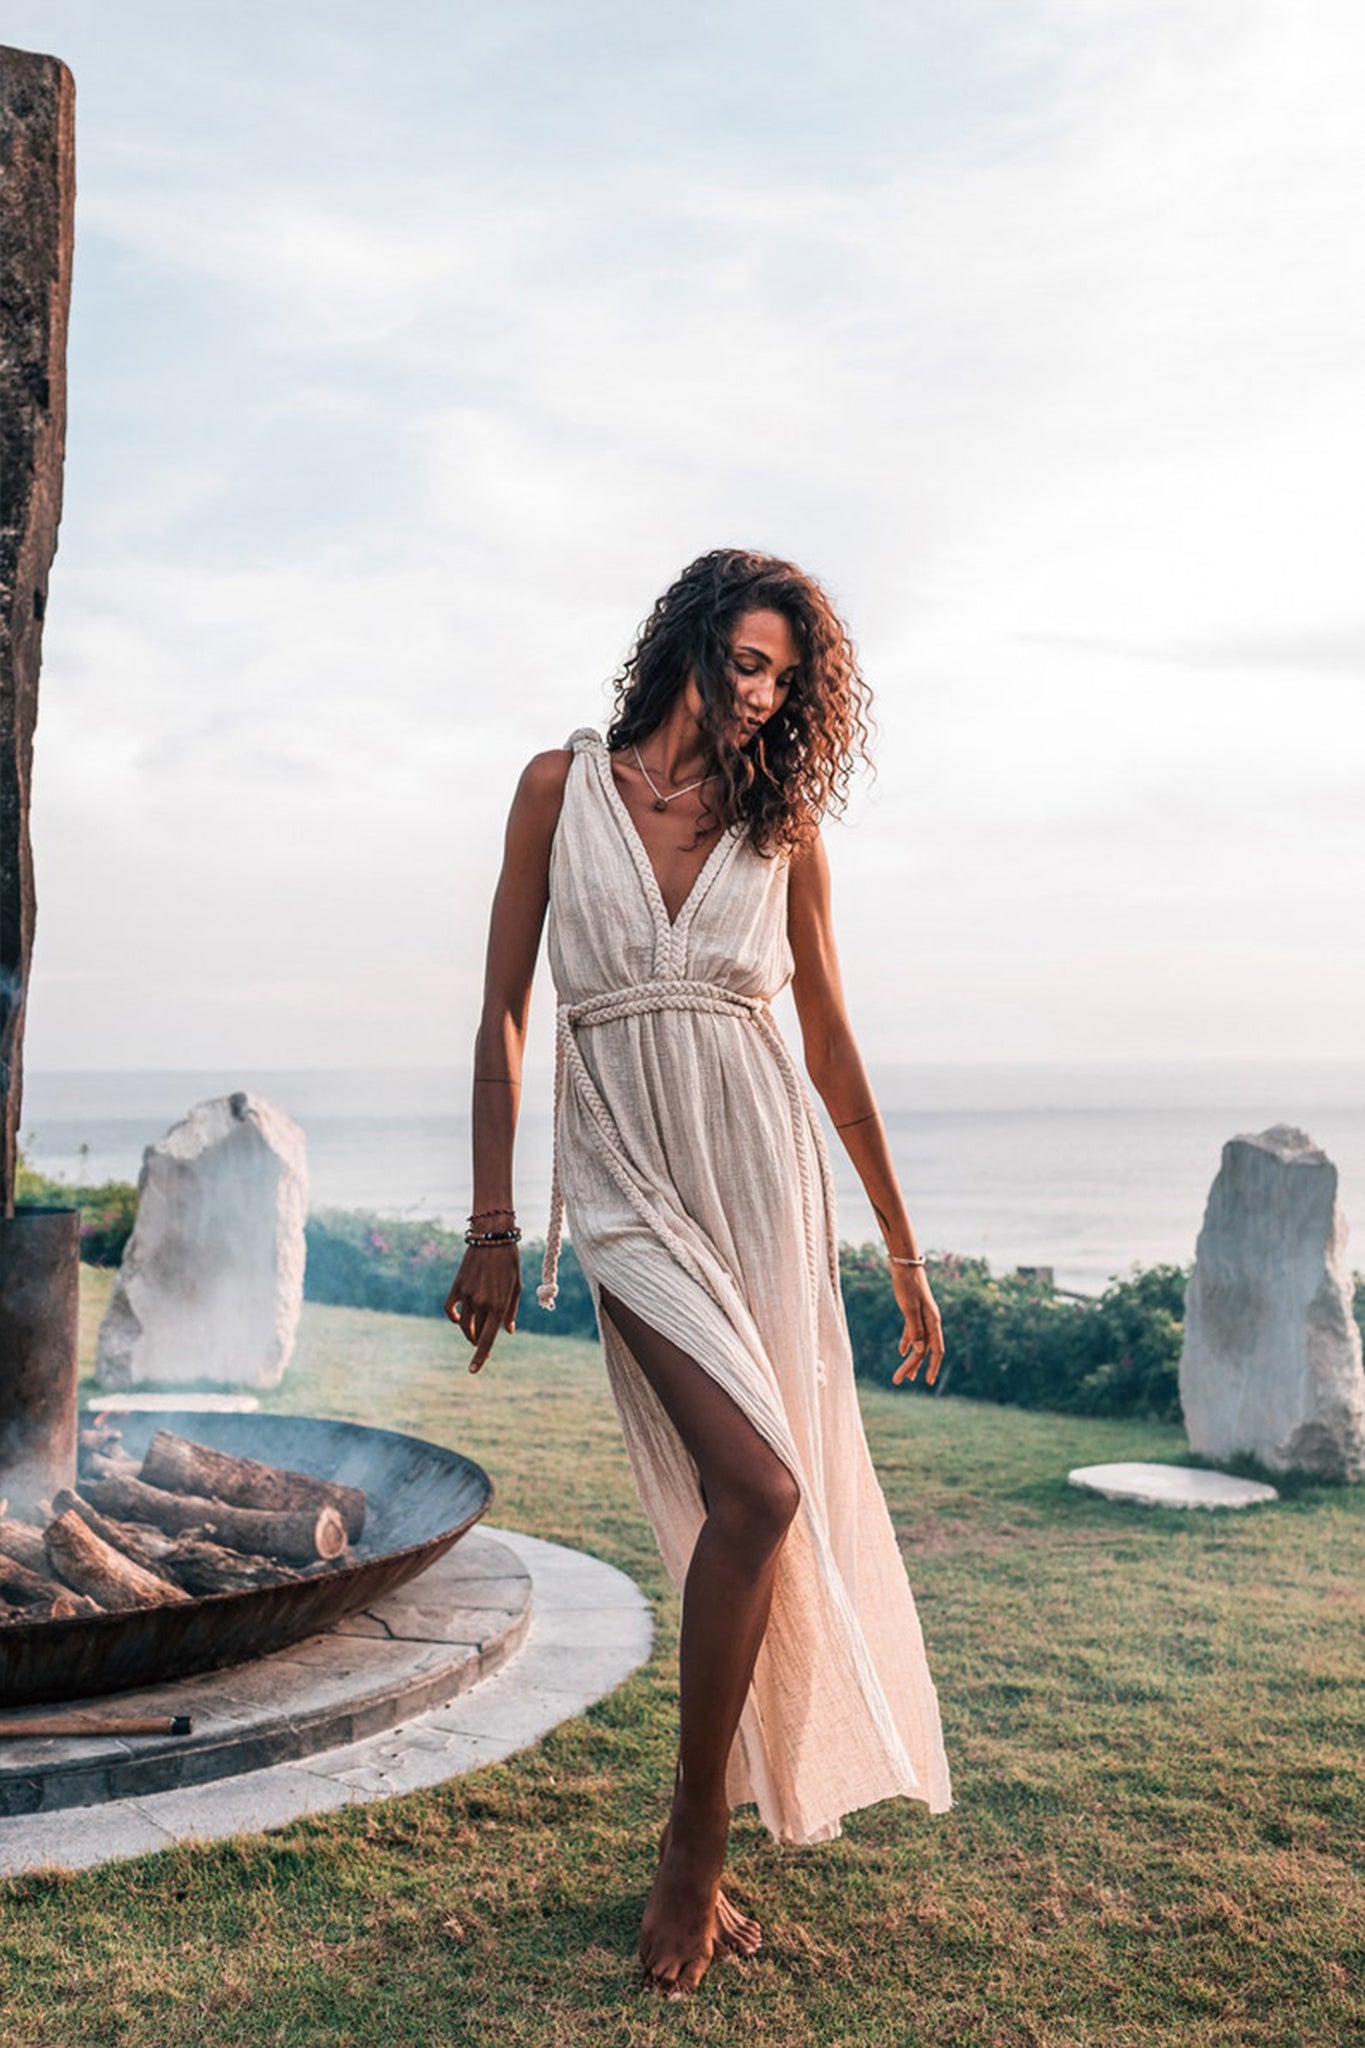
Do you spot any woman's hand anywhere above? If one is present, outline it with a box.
[890,1262,945,1388]
[444,1244,521,1374]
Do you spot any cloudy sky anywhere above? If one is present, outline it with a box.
[10,0,1363,1077]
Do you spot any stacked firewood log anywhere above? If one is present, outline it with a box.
[0,1426,367,1623]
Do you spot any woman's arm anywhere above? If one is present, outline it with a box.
[786,827,944,1386]
[444,747,572,1373]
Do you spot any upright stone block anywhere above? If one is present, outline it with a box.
[1179,1124,1365,1482]
[95,1093,309,1390]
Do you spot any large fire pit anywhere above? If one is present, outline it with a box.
[0,1411,492,1708]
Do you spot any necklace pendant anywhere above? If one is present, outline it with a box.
[630,742,714,813]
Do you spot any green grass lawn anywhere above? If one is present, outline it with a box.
[0,1267,1360,2048]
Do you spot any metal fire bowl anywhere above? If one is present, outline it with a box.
[0,1411,493,1709]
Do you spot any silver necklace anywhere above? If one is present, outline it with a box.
[632,743,715,812]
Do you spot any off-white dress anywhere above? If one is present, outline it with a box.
[537,727,952,1845]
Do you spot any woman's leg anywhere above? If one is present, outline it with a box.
[598,1285,800,1996]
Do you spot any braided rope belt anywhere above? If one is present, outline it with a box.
[538,978,840,1350]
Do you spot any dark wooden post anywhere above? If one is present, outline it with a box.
[0,45,75,1215]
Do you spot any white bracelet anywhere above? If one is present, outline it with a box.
[888,1253,926,1267]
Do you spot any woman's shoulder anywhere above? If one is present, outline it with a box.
[508,729,602,835]
[518,728,601,784]
[784,817,828,867]
[782,820,830,900]
[495,751,570,869]
[515,747,572,807]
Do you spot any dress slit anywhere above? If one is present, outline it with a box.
[596,1277,806,1519]
[584,1253,804,1531]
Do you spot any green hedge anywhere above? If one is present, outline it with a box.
[303,1208,599,1335]
[15,1157,139,1266]
[19,1160,1365,1426]
[308,1210,1194,1421]
[247,1214,1365,1424]
[840,1245,1191,1419]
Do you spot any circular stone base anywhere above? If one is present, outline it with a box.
[1068,1462,1280,1509]
[0,1527,531,1817]
[0,1528,653,1877]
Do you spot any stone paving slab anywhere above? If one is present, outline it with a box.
[87,1393,262,1413]
[0,1527,652,1874]
[531,1605,659,1650]
[422,1677,599,1748]
[4,1799,178,1868]
[122,1761,357,1844]
[1068,1461,1281,1509]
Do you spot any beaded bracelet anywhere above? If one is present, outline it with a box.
[464,1226,522,1247]
[888,1253,927,1267]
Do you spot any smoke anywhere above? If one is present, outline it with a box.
[0,1445,68,1526]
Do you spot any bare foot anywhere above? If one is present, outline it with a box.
[656,1813,762,1958]
[639,1797,730,1997]
[715,1887,763,1957]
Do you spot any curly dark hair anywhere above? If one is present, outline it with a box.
[604,548,876,860]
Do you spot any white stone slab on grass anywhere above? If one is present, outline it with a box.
[1068,1462,1280,1509]
[85,1392,261,1413]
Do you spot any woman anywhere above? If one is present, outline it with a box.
[445,548,952,1999]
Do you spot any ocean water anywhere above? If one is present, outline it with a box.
[18,1062,1365,1298]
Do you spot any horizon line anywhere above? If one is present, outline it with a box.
[26,1056,1365,1078]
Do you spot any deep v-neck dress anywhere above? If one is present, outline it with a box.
[538,728,951,1844]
